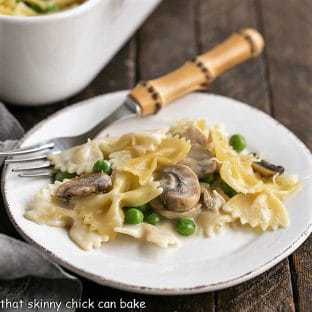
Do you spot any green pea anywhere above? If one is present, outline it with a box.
[230,134,247,152]
[176,218,196,236]
[125,208,144,225]
[145,212,160,225]
[220,180,237,198]
[53,170,76,182]
[93,160,112,174]
[201,173,216,185]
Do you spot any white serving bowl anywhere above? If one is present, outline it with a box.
[0,0,160,106]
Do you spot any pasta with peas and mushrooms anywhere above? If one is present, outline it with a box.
[0,0,86,16]
[25,120,302,250]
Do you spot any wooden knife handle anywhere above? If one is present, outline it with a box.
[130,28,264,116]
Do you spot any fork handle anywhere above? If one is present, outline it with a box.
[130,28,264,116]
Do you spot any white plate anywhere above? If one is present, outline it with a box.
[2,91,312,295]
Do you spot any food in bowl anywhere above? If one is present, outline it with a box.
[25,120,301,250]
[0,0,85,16]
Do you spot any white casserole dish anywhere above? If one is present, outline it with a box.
[0,0,161,105]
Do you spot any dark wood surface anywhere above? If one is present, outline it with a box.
[4,0,312,311]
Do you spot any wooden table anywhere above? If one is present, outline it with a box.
[5,0,312,311]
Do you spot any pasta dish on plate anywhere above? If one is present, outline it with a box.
[25,120,301,250]
[0,0,85,16]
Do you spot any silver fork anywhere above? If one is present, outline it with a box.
[4,103,137,177]
[4,29,264,178]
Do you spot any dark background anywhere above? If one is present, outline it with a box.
[3,0,312,311]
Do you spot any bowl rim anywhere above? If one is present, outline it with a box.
[0,0,101,24]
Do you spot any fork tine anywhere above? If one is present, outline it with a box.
[12,163,51,172]
[18,171,52,178]
[0,142,54,157]
[5,154,48,164]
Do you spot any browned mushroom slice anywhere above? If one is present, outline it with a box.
[181,148,217,178]
[152,202,201,219]
[55,172,112,203]
[182,126,209,146]
[252,160,284,177]
[179,126,217,178]
[200,184,226,211]
[151,164,201,213]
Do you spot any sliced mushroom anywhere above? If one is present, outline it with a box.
[200,184,226,211]
[181,148,217,178]
[153,202,201,219]
[151,164,201,213]
[182,126,209,146]
[252,159,284,177]
[179,126,217,178]
[55,172,112,203]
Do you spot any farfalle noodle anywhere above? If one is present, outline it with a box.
[121,136,191,185]
[198,211,233,237]
[115,223,179,248]
[220,158,264,194]
[25,181,75,227]
[170,119,210,138]
[69,220,109,251]
[49,140,103,174]
[210,125,237,161]
[100,131,166,157]
[223,192,289,231]
[76,172,162,239]
[265,174,301,201]
[211,126,263,194]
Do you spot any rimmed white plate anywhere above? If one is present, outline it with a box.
[2,91,312,295]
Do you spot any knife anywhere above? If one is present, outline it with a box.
[69,28,265,140]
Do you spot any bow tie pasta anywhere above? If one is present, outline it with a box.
[101,131,190,185]
[100,131,167,157]
[25,181,75,227]
[117,136,191,185]
[223,192,289,231]
[75,172,162,240]
[115,223,179,248]
[211,126,264,193]
[26,120,302,250]
[210,125,300,231]
[49,140,103,175]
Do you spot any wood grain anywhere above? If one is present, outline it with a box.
[197,0,295,311]
[196,0,271,113]
[138,0,197,80]
[217,261,294,312]
[260,0,312,149]
[260,0,312,310]
[290,237,312,312]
